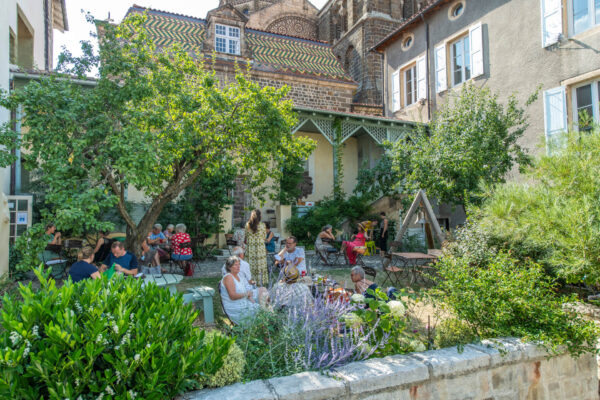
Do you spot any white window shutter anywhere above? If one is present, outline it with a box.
[541,0,562,47]
[391,70,400,111]
[434,44,447,93]
[543,86,567,153]
[469,23,484,78]
[416,55,427,101]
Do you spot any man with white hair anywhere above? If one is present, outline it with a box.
[222,246,255,286]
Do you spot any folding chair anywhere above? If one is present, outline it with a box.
[217,283,236,326]
[380,254,405,288]
[226,239,238,256]
[363,266,377,280]
[41,244,68,279]
[63,239,83,266]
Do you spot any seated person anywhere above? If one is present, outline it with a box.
[100,241,138,276]
[45,222,62,245]
[140,238,160,268]
[264,222,276,253]
[274,236,306,275]
[270,264,313,310]
[315,225,337,264]
[39,222,64,264]
[350,266,398,301]
[341,223,367,265]
[171,223,193,263]
[163,224,175,241]
[69,246,101,283]
[93,230,113,263]
[148,224,169,261]
[221,246,254,286]
[220,256,267,324]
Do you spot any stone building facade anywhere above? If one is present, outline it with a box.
[374,0,600,156]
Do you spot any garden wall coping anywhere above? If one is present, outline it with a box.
[182,337,598,400]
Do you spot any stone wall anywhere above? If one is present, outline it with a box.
[213,65,357,112]
[181,338,598,400]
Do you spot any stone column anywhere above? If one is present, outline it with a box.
[276,205,291,240]
[0,190,9,277]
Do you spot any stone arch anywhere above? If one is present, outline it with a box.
[265,15,318,40]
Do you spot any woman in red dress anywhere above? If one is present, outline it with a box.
[342,223,367,265]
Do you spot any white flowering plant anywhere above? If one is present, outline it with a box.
[346,287,424,357]
[0,266,233,399]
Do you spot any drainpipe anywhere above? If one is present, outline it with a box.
[9,79,16,195]
[44,0,50,71]
[376,50,386,116]
[420,13,431,121]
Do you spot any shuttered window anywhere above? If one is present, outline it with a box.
[434,44,447,93]
[543,86,568,153]
[391,70,401,111]
[541,0,563,46]
[416,55,427,100]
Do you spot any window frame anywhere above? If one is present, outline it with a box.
[449,34,471,88]
[215,23,241,55]
[568,0,600,36]
[403,64,417,107]
[571,79,600,127]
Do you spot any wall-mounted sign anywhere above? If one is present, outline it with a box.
[16,212,28,225]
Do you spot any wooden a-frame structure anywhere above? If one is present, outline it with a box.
[396,190,445,247]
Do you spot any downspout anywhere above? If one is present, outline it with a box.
[420,13,431,121]
[44,0,50,71]
[377,50,386,116]
[9,80,16,195]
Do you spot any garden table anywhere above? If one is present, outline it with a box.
[143,273,183,295]
[383,252,438,286]
[183,286,216,324]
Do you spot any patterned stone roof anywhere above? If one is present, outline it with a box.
[126,6,353,82]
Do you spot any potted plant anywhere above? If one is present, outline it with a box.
[224,229,234,240]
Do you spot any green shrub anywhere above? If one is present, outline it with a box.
[435,252,599,356]
[472,127,600,284]
[198,330,245,388]
[12,223,48,275]
[285,195,372,243]
[0,267,233,399]
[433,318,478,349]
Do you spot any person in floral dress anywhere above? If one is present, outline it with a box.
[245,209,268,285]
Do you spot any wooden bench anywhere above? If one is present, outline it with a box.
[183,286,216,324]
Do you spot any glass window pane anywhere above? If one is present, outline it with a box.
[229,27,240,38]
[463,37,471,80]
[452,41,463,85]
[573,0,590,34]
[216,37,227,53]
[216,25,226,36]
[576,84,594,118]
[229,39,239,54]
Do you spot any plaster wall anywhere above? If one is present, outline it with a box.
[341,136,358,195]
[384,0,600,158]
[298,132,334,202]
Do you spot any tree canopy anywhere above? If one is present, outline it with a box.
[389,84,536,207]
[0,13,314,255]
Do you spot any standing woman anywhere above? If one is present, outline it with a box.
[245,209,269,285]
[379,212,389,257]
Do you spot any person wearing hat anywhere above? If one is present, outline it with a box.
[270,264,313,310]
[341,223,368,265]
[315,225,337,265]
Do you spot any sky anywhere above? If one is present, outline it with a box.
[53,0,328,69]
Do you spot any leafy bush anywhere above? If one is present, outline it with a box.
[433,318,478,349]
[12,223,48,275]
[435,251,599,356]
[198,330,245,388]
[285,195,372,243]
[472,127,600,284]
[0,268,233,399]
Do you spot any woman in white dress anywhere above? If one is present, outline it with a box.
[220,256,261,324]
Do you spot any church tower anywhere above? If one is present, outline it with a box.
[318,0,426,109]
